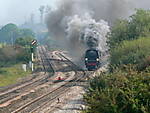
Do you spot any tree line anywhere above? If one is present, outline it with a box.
[0,23,36,67]
[83,9,150,113]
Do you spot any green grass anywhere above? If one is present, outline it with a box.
[0,64,31,87]
[0,44,2,48]
[0,43,6,48]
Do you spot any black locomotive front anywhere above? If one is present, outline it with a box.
[85,49,101,71]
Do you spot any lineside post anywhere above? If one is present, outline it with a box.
[31,52,34,72]
[30,39,37,72]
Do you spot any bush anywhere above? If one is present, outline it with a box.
[15,47,31,62]
[0,46,17,66]
[83,68,150,113]
[0,46,31,67]
[15,36,34,47]
[110,37,150,71]
[108,9,150,49]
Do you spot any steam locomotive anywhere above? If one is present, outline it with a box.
[85,48,101,71]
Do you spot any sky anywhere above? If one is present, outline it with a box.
[0,0,57,25]
[0,0,149,26]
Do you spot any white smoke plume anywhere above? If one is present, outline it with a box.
[66,14,110,50]
[46,0,133,62]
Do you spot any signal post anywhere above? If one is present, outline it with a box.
[31,39,37,72]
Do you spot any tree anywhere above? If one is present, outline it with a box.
[128,9,150,39]
[110,37,150,70]
[83,70,150,113]
[0,23,21,44]
[15,36,34,47]
[107,9,150,49]
[107,19,128,48]
[20,28,35,38]
[15,28,35,47]
[0,24,36,66]
[0,23,35,46]
[108,9,150,71]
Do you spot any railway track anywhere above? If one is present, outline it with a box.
[0,46,105,113]
[30,49,108,113]
[39,46,55,75]
[0,46,46,93]
[0,46,55,110]
[0,46,88,113]
[10,48,91,113]
[12,70,87,113]
[55,52,83,71]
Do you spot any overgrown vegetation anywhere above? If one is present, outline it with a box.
[0,64,31,87]
[0,24,35,86]
[110,37,150,71]
[108,9,150,49]
[0,23,35,67]
[83,9,150,113]
[0,23,35,44]
[0,46,31,67]
[83,68,150,113]
[109,9,150,71]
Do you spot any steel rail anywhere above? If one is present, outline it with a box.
[0,46,53,105]
[12,51,86,113]
[12,70,86,113]
[40,46,55,75]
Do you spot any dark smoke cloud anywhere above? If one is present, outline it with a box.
[75,0,133,22]
[46,0,148,64]
[46,0,133,40]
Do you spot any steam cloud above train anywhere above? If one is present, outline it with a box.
[46,0,134,63]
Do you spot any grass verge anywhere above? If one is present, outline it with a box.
[0,64,31,87]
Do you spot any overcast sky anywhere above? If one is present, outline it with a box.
[0,0,57,25]
[0,0,149,26]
